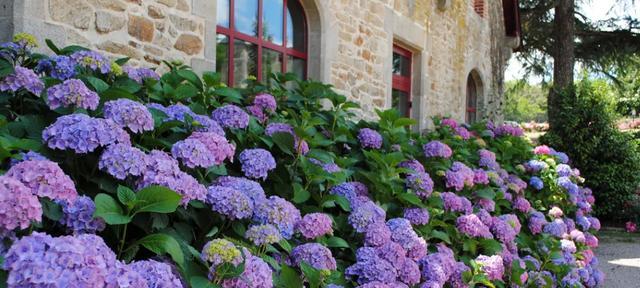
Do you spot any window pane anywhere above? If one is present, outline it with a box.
[392,89,411,117]
[216,35,229,85]
[262,48,283,81]
[233,40,258,87]
[217,0,230,27]
[263,0,284,45]
[286,0,306,52]
[234,0,259,36]
[392,53,411,76]
[286,56,305,80]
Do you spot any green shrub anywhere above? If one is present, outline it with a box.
[542,79,640,220]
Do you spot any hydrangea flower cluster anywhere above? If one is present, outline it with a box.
[405,172,434,198]
[291,243,337,271]
[123,66,160,83]
[70,50,111,74]
[42,113,130,153]
[445,161,475,191]
[0,66,44,95]
[99,143,148,179]
[46,79,99,110]
[456,214,493,238]
[358,128,383,149]
[239,148,276,180]
[214,176,267,205]
[206,185,254,220]
[308,158,341,173]
[253,196,301,239]
[59,195,106,234]
[403,207,430,225]
[423,140,453,158]
[35,55,77,80]
[398,159,425,173]
[6,159,78,202]
[129,260,184,288]
[295,213,333,239]
[475,255,504,280]
[0,176,42,231]
[246,224,282,246]
[201,238,243,267]
[246,93,277,123]
[186,132,236,166]
[220,249,273,288]
[212,104,250,129]
[103,99,155,133]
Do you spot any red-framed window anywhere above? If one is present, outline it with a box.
[466,73,478,123]
[216,0,307,87]
[392,45,412,117]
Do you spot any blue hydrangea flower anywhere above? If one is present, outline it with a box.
[59,195,106,234]
[46,79,99,110]
[239,148,276,180]
[403,208,430,225]
[171,138,216,169]
[103,99,154,133]
[253,196,301,239]
[357,128,383,149]
[348,201,386,232]
[42,114,131,154]
[123,66,160,83]
[35,55,77,80]
[128,260,184,288]
[245,224,282,246]
[406,172,434,198]
[99,143,148,180]
[0,66,44,95]
[206,185,253,220]
[291,243,337,271]
[423,140,453,158]
[214,176,267,206]
[211,105,250,129]
[529,176,544,190]
[70,50,111,74]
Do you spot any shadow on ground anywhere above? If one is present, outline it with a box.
[595,230,640,288]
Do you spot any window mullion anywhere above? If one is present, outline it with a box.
[228,0,235,86]
[257,0,264,82]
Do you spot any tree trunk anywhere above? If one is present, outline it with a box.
[548,0,575,130]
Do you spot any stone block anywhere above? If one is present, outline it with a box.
[88,0,129,11]
[128,14,154,42]
[98,40,143,59]
[174,34,202,55]
[148,5,165,19]
[49,0,94,29]
[169,14,200,32]
[96,10,126,33]
[157,0,176,7]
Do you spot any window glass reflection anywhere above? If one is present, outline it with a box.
[233,40,258,87]
[263,0,284,45]
[234,0,259,36]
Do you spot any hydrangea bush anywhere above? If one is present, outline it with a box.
[0,35,604,287]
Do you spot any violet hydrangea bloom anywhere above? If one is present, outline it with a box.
[188,132,236,165]
[358,128,383,149]
[398,159,425,173]
[423,140,452,158]
[490,216,518,243]
[35,55,76,80]
[103,99,155,133]
[245,224,282,246]
[9,150,47,166]
[346,247,398,284]
[3,233,118,287]
[441,192,472,214]
[291,243,337,271]
[405,172,434,198]
[513,197,532,213]
[239,148,276,180]
[544,218,568,238]
[528,211,547,234]
[129,260,184,288]
[364,222,392,247]
[46,79,99,110]
[456,214,493,239]
[478,149,498,170]
[0,66,44,95]
[473,169,490,185]
[171,138,216,169]
[529,176,544,190]
[123,66,160,84]
[475,255,504,281]
[6,159,78,202]
[220,249,273,288]
[42,114,130,153]
[349,201,386,233]
[253,196,301,238]
[206,185,254,220]
[59,195,106,234]
[214,176,267,205]
[70,50,111,74]
[246,93,277,123]
[0,176,42,231]
[212,104,250,129]
[309,158,341,173]
[445,161,475,191]
[296,213,333,239]
[99,144,148,180]
[403,208,430,225]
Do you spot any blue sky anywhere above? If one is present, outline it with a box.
[505,0,640,82]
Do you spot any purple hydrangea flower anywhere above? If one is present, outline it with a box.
[525,160,548,173]
[129,259,184,288]
[103,99,155,133]
[456,214,493,238]
[246,93,277,123]
[455,126,472,139]
[253,196,301,239]
[451,262,470,288]
[0,66,44,95]
[10,150,47,166]
[6,159,78,202]
[193,114,226,135]
[246,224,282,246]
[423,140,452,158]
[398,159,425,173]
[123,66,160,83]
[309,158,341,173]
[478,149,498,170]
[99,144,148,180]
[42,114,131,154]
[543,218,568,238]
[212,105,250,129]
[188,132,236,165]
[0,176,42,231]
[59,195,106,234]
[475,255,504,281]
[399,259,421,285]
[364,222,392,247]
[296,213,333,239]
[221,250,273,288]
[214,176,266,205]
[441,192,472,214]
[529,176,544,190]
[35,55,76,80]
[206,185,253,220]
[358,128,383,149]
[349,201,386,232]
[4,233,118,287]
[387,218,428,260]
[528,211,547,234]
[406,172,434,198]
[171,138,217,169]
[588,217,601,231]
[265,123,309,154]
[554,151,570,164]
[291,243,337,271]
[403,208,430,225]
[46,79,99,110]
[375,241,406,267]
[556,164,572,177]
[239,148,276,180]
[346,247,397,284]
[441,118,458,128]
[490,216,518,243]
[513,197,532,213]
[70,50,111,74]
[418,245,456,284]
[493,123,524,137]
[445,162,475,191]
[473,169,490,185]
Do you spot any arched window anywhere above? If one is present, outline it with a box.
[216,0,307,86]
[466,72,479,123]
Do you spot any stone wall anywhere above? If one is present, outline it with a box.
[0,0,517,128]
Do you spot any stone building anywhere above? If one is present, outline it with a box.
[0,0,521,129]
